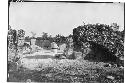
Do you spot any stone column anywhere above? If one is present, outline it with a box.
[51,42,58,56]
[31,38,36,53]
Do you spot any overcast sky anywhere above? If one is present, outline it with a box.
[9,2,124,37]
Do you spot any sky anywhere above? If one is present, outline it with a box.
[9,2,124,37]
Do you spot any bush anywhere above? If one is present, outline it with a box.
[41,40,51,49]
[73,23,124,62]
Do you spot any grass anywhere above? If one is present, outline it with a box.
[8,57,124,83]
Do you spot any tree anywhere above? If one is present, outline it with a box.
[110,23,119,31]
[31,31,36,38]
[47,35,53,42]
[41,32,48,40]
[25,36,30,42]
[54,34,66,43]
[73,23,124,63]
[8,27,17,49]
[18,29,25,38]
[42,40,51,49]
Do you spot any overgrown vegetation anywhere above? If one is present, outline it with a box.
[8,23,124,82]
[8,59,124,82]
[73,23,124,65]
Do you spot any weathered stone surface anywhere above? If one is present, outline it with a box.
[51,42,59,49]
[65,48,76,59]
[58,43,67,53]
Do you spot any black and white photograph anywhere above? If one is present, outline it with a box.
[7,1,124,82]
